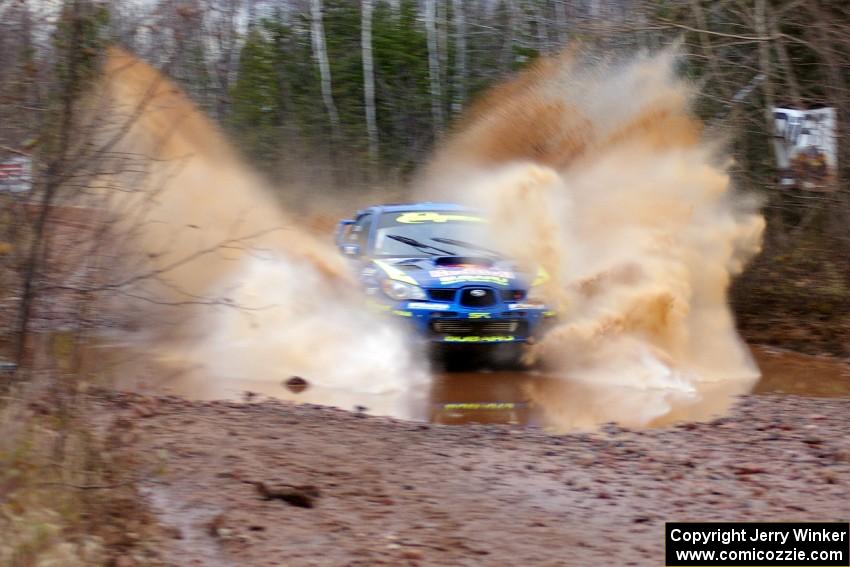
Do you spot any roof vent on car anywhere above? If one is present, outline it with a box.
[395,260,426,271]
[432,256,494,267]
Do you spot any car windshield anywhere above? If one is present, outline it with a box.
[373,210,499,258]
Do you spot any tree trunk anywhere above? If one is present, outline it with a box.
[438,0,448,97]
[388,0,400,19]
[246,0,256,30]
[451,0,466,116]
[424,0,444,138]
[14,0,83,376]
[309,0,341,145]
[754,0,777,153]
[532,2,550,52]
[500,1,516,72]
[361,0,379,164]
[554,0,568,46]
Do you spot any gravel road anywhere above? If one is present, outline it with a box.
[106,392,850,566]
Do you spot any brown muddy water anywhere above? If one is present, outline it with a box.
[81,340,849,429]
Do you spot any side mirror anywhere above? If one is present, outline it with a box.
[341,243,361,256]
[335,219,355,247]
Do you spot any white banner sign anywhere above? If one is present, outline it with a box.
[773,107,837,191]
[0,155,32,193]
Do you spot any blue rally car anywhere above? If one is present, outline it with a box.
[335,203,556,353]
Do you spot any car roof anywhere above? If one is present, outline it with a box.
[356,202,475,216]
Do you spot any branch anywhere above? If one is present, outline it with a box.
[652,19,779,42]
[0,145,29,157]
[39,226,289,294]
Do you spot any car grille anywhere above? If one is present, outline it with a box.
[459,287,497,307]
[428,289,456,302]
[430,287,524,305]
[431,320,525,336]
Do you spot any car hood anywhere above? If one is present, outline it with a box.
[371,255,532,289]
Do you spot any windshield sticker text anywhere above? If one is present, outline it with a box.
[437,275,510,286]
[430,268,514,278]
[395,212,484,224]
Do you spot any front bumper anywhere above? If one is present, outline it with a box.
[379,299,556,344]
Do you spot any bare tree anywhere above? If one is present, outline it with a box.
[531,1,551,52]
[438,0,449,99]
[204,0,245,121]
[387,0,400,19]
[554,0,568,45]
[452,0,467,116]
[499,0,517,71]
[754,0,777,139]
[309,0,341,144]
[424,0,445,138]
[361,0,379,165]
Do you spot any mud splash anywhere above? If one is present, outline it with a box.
[90,47,772,431]
[93,49,427,416]
[424,49,766,429]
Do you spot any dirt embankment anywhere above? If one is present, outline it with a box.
[106,392,850,566]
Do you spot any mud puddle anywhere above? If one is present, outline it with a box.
[751,346,850,397]
[431,346,850,427]
[87,339,849,429]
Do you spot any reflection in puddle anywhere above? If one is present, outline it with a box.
[431,368,754,431]
[432,402,531,426]
[90,341,849,431]
[428,372,546,426]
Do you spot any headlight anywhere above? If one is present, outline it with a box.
[381,279,427,301]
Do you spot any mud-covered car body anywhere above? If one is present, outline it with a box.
[335,203,555,345]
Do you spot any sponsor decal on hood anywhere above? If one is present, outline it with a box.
[428,266,515,287]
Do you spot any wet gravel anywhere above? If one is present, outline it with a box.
[110,393,850,566]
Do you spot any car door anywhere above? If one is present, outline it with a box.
[348,213,383,293]
[350,213,373,254]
